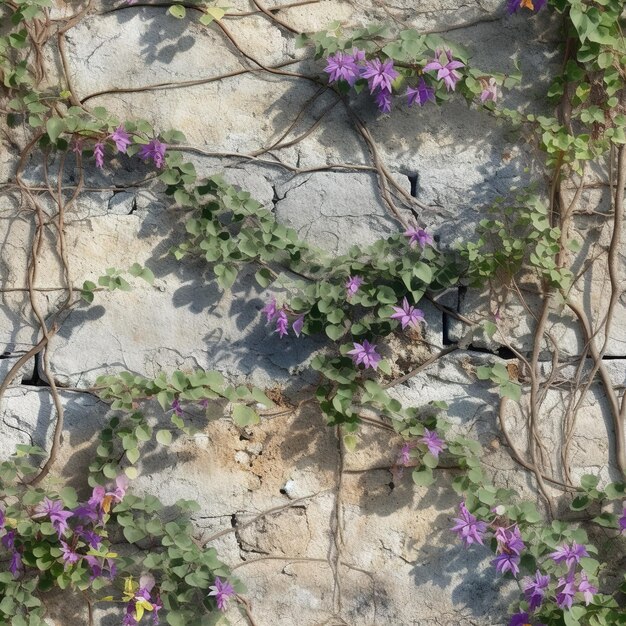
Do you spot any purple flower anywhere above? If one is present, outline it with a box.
[74,486,105,523]
[123,603,138,626]
[494,525,525,556]
[199,398,209,408]
[60,541,80,568]
[556,576,576,610]
[491,552,521,576]
[509,613,531,626]
[152,595,163,625]
[2,530,16,550]
[398,442,412,466]
[523,570,550,611]
[261,297,277,323]
[345,276,364,298]
[451,501,487,546]
[94,142,105,169]
[72,138,83,154]
[83,555,103,580]
[508,0,546,13]
[407,78,435,107]
[423,50,465,92]
[275,310,289,338]
[360,58,398,94]
[9,551,22,577]
[72,502,99,524]
[110,126,132,153]
[375,88,392,113]
[83,554,116,581]
[352,48,366,63]
[208,576,236,612]
[480,77,498,103]
[75,526,102,549]
[171,398,184,417]
[550,543,589,570]
[324,51,360,85]
[578,571,597,605]
[32,498,73,537]
[292,315,304,337]
[619,505,625,532]
[0,506,4,528]
[347,340,381,370]
[419,429,446,459]
[404,226,433,248]
[390,297,425,330]
[110,475,128,502]
[139,140,167,169]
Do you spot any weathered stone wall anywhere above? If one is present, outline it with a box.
[0,1,623,625]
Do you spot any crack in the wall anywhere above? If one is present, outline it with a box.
[21,352,48,387]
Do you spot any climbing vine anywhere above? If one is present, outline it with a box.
[0,0,625,625]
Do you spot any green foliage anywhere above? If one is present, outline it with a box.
[91,370,274,482]
[296,24,519,110]
[458,192,573,292]
[1,0,625,624]
[476,361,522,403]
[0,451,237,625]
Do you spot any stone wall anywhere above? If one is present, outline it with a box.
[0,1,623,625]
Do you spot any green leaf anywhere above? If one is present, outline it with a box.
[376,286,397,304]
[156,429,172,445]
[499,381,521,403]
[476,365,492,380]
[46,117,65,143]
[205,6,225,20]
[167,612,187,626]
[251,387,274,408]
[570,495,590,511]
[604,482,626,499]
[412,468,435,487]
[168,4,186,18]
[477,487,496,506]
[413,262,433,284]
[343,434,357,452]
[564,605,586,626]
[255,268,273,288]
[325,324,344,340]
[126,447,140,464]
[378,359,391,375]
[580,474,600,491]
[123,526,147,543]
[232,404,259,427]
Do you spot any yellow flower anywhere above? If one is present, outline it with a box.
[134,598,154,622]
[122,577,138,602]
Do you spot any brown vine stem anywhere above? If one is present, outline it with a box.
[56,0,94,107]
[251,85,329,156]
[329,427,345,615]
[251,0,299,34]
[567,299,625,477]
[236,595,261,626]
[382,345,459,389]
[80,58,303,103]
[342,109,408,227]
[178,145,376,174]
[498,397,576,492]
[229,0,320,17]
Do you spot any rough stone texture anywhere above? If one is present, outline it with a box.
[0,2,623,626]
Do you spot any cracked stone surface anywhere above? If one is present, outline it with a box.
[0,2,623,626]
